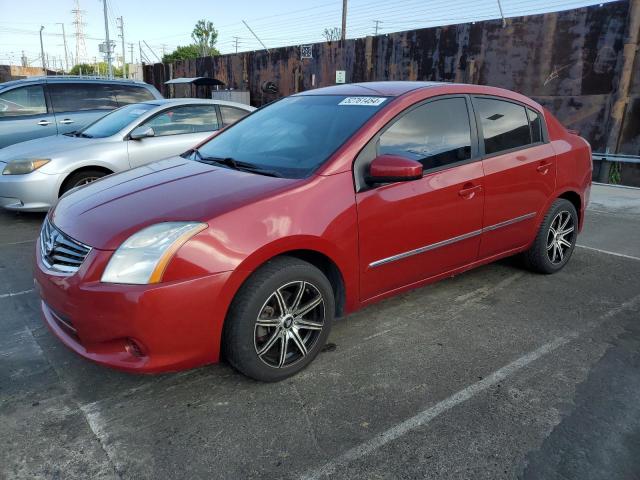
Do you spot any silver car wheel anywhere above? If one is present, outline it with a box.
[254,281,325,368]
[74,176,100,187]
[546,210,575,264]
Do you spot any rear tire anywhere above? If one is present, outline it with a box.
[223,256,334,382]
[60,169,108,196]
[522,198,578,274]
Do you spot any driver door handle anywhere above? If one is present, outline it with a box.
[59,118,74,125]
[458,183,482,199]
[37,120,51,126]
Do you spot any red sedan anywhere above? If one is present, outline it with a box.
[34,82,592,381]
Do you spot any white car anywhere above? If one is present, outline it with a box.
[0,98,254,211]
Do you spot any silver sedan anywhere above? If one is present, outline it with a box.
[0,98,254,211]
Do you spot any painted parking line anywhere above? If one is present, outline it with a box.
[0,238,36,247]
[300,295,640,480]
[0,289,35,299]
[576,244,640,262]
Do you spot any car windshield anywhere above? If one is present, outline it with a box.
[195,95,388,178]
[80,103,155,138]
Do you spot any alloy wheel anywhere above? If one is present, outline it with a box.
[546,210,575,264]
[74,176,100,187]
[254,281,325,368]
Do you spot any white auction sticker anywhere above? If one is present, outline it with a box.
[338,97,387,106]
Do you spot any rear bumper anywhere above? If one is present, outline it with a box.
[0,168,61,211]
[34,241,232,373]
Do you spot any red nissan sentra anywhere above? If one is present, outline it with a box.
[34,82,592,381]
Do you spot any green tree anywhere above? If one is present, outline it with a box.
[69,62,123,77]
[69,63,96,75]
[191,19,219,57]
[162,44,201,63]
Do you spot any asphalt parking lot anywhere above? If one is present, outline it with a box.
[1,183,639,480]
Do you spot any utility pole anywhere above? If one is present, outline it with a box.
[39,26,47,72]
[57,23,69,72]
[233,36,240,54]
[373,19,382,36]
[117,16,126,77]
[128,42,135,78]
[139,41,146,64]
[21,50,27,67]
[341,0,347,41]
[102,0,113,78]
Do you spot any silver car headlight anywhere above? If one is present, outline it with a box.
[101,222,207,284]
[2,158,51,175]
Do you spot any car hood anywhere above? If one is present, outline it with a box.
[51,156,297,250]
[0,134,102,162]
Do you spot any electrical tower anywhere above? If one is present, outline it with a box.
[72,0,87,65]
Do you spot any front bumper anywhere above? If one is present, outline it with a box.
[0,166,61,211]
[34,240,233,373]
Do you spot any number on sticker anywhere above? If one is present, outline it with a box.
[339,97,387,106]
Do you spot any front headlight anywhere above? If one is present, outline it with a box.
[2,158,51,175]
[101,222,207,284]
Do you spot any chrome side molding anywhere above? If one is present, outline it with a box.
[369,212,537,268]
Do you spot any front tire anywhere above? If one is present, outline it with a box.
[223,256,334,382]
[522,198,578,274]
[60,169,108,196]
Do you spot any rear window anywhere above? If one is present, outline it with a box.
[110,85,156,106]
[475,98,531,155]
[49,83,118,113]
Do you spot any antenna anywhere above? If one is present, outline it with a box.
[72,0,87,65]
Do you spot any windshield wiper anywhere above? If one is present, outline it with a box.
[193,154,283,178]
[63,131,78,137]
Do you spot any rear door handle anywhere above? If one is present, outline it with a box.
[59,119,74,125]
[37,120,51,126]
[458,183,482,199]
[537,162,552,173]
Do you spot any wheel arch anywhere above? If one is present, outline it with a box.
[59,165,114,197]
[557,189,583,228]
[228,246,348,320]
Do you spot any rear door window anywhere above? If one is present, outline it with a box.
[49,83,118,113]
[111,85,156,106]
[475,98,531,155]
[378,97,473,171]
[220,106,249,125]
[0,85,47,117]
[142,105,219,136]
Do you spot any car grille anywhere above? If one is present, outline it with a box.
[40,218,91,274]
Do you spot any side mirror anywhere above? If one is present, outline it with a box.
[129,126,155,140]
[368,154,423,183]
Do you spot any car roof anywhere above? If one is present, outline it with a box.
[139,98,255,110]
[0,76,152,90]
[297,81,449,97]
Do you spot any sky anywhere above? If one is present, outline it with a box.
[0,0,619,69]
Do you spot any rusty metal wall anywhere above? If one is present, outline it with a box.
[144,1,637,158]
